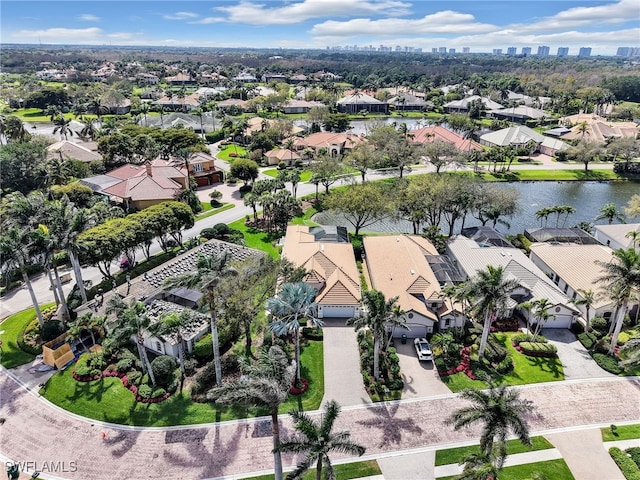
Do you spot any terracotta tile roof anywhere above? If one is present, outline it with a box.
[294,132,365,150]
[282,225,360,306]
[264,149,301,160]
[218,98,248,108]
[364,235,456,320]
[47,140,102,163]
[103,175,182,202]
[411,126,482,151]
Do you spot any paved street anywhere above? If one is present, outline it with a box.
[0,371,638,479]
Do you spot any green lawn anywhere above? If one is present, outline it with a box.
[263,169,313,182]
[435,436,554,466]
[290,205,319,227]
[440,332,564,392]
[196,203,235,221]
[475,169,622,182]
[41,340,323,427]
[243,460,381,480]
[9,108,76,123]
[438,459,574,480]
[0,304,55,369]
[602,424,640,441]
[217,144,248,162]
[228,218,281,258]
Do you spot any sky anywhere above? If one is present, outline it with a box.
[1,0,639,55]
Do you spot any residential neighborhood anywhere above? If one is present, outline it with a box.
[1,14,640,480]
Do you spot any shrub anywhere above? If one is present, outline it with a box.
[495,355,514,374]
[74,356,92,376]
[592,353,623,374]
[137,384,153,399]
[89,353,106,370]
[590,317,609,337]
[116,358,135,373]
[609,447,640,480]
[578,332,597,350]
[191,361,217,397]
[518,342,558,357]
[18,318,43,355]
[483,338,508,363]
[151,355,178,388]
[41,320,65,342]
[139,373,150,386]
[594,338,612,354]
[205,129,225,143]
[627,447,640,469]
[238,184,253,194]
[194,334,213,361]
[152,387,167,398]
[511,333,538,345]
[302,327,323,340]
[183,358,198,377]
[570,322,584,334]
[126,370,142,385]
[617,332,631,345]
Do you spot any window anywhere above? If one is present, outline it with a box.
[555,307,561,313]
[407,312,414,319]
[156,341,163,353]
[444,319,450,327]
[193,163,203,173]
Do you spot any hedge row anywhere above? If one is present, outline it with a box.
[511,333,548,346]
[592,353,624,375]
[609,447,640,480]
[578,332,597,350]
[516,342,558,358]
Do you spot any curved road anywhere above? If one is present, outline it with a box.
[0,371,638,479]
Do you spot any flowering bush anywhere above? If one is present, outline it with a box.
[289,377,309,395]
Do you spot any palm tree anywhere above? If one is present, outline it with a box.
[0,114,7,145]
[347,289,407,381]
[139,103,151,128]
[208,346,295,480]
[455,451,502,480]
[150,310,199,375]
[105,296,156,385]
[5,115,30,143]
[462,265,520,361]
[267,282,322,384]
[625,230,640,248]
[243,192,259,222]
[595,203,626,225]
[535,207,550,227]
[528,298,553,341]
[596,248,640,354]
[78,116,99,141]
[164,252,237,387]
[446,383,534,465]
[276,400,366,480]
[574,289,598,332]
[52,115,74,140]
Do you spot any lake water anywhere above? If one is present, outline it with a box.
[313,181,640,234]
[294,117,433,135]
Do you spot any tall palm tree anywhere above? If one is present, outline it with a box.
[52,115,74,140]
[348,289,407,381]
[78,116,99,141]
[446,383,534,465]
[596,248,640,354]
[105,296,156,385]
[164,252,237,387]
[4,115,30,143]
[150,310,199,375]
[208,346,295,480]
[528,298,553,341]
[595,203,626,225]
[574,289,598,332]
[462,265,520,361]
[276,400,366,480]
[267,282,322,383]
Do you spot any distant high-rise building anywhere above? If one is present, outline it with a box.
[557,47,569,57]
[432,48,438,54]
[449,48,456,54]
[462,47,470,54]
[439,47,447,53]
[537,46,550,56]
[507,47,517,55]
[578,47,592,57]
[521,47,532,56]
[492,48,503,55]
[414,48,422,53]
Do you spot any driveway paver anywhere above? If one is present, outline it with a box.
[541,328,613,379]
[394,341,451,399]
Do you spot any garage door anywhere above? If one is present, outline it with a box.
[319,305,356,318]
[392,323,430,338]
[547,314,572,329]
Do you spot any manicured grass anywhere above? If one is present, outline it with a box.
[435,436,554,466]
[41,340,323,426]
[9,108,75,123]
[438,459,574,480]
[475,169,622,182]
[217,144,248,162]
[602,424,640,441]
[263,169,313,182]
[440,332,564,392]
[0,303,55,369]
[195,203,235,220]
[290,205,319,227]
[243,460,381,480]
[228,218,281,258]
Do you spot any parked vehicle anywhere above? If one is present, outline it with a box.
[414,338,433,361]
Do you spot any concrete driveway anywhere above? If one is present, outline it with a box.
[393,340,451,398]
[541,328,615,379]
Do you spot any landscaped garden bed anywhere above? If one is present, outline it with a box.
[356,330,403,401]
[575,317,639,375]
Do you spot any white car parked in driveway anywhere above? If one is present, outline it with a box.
[414,337,433,361]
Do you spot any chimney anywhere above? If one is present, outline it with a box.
[145,162,152,177]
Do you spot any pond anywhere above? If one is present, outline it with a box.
[313,181,640,235]
[294,117,435,135]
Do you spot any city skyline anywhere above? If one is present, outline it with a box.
[1,0,638,55]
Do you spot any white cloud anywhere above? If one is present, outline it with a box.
[163,11,199,21]
[215,0,411,25]
[13,27,103,40]
[77,14,100,22]
[190,17,226,24]
[312,10,496,36]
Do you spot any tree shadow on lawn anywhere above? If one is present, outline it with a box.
[67,377,110,403]
[526,356,563,379]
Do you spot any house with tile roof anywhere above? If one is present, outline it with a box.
[559,114,639,144]
[152,151,224,187]
[47,140,103,163]
[488,106,550,124]
[529,243,617,323]
[363,235,465,337]
[153,94,200,112]
[164,72,195,84]
[443,95,504,113]
[263,148,301,166]
[593,223,640,250]
[410,126,482,152]
[388,93,431,112]
[336,93,389,114]
[217,98,249,111]
[282,99,325,114]
[447,236,579,329]
[480,125,569,156]
[282,225,361,319]
[293,131,364,157]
